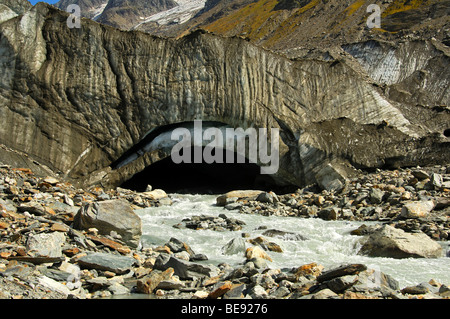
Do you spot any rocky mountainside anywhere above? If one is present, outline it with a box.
[187,0,450,52]
[0,0,449,190]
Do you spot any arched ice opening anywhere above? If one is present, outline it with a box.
[111,121,296,194]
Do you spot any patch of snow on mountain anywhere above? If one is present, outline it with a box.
[90,0,109,21]
[133,0,206,29]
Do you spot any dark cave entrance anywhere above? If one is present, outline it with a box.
[444,128,450,138]
[119,146,284,194]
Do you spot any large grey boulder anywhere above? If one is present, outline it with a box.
[136,268,175,294]
[77,252,136,274]
[317,264,367,283]
[222,237,247,255]
[38,276,71,297]
[400,200,435,219]
[73,199,142,248]
[318,206,340,221]
[26,232,66,258]
[315,163,348,193]
[352,268,400,292]
[154,255,219,280]
[256,192,278,204]
[216,190,263,206]
[358,225,443,258]
[262,229,307,241]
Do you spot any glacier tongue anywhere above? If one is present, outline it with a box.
[133,0,206,28]
[91,1,109,21]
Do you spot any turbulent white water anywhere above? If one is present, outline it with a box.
[135,194,450,289]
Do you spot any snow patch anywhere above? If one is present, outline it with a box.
[133,0,206,29]
[90,0,109,21]
[0,4,18,24]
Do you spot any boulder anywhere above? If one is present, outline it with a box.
[434,197,450,210]
[369,188,385,204]
[156,279,185,290]
[358,225,443,258]
[430,173,443,188]
[248,236,283,252]
[311,288,338,299]
[325,275,358,293]
[192,290,209,299]
[108,282,130,295]
[256,192,278,204]
[141,189,167,200]
[317,264,367,283]
[439,285,450,297]
[38,276,71,297]
[208,281,232,299]
[411,169,430,180]
[165,237,196,258]
[315,163,347,193]
[318,206,340,221]
[73,199,142,248]
[262,229,307,241]
[154,255,218,280]
[177,214,245,231]
[136,268,174,294]
[17,201,46,215]
[42,176,60,185]
[248,284,268,299]
[223,284,246,299]
[77,252,136,274]
[245,246,273,262]
[249,257,268,269]
[400,200,435,219]
[294,262,324,279]
[401,284,430,295]
[352,268,400,292]
[350,224,380,236]
[222,237,246,255]
[216,190,263,206]
[26,232,65,258]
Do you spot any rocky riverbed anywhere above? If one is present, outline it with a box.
[0,164,449,299]
[220,166,450,242]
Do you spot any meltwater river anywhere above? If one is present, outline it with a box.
[135,194,450,289]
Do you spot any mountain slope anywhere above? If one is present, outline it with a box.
[190,0,450,52]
